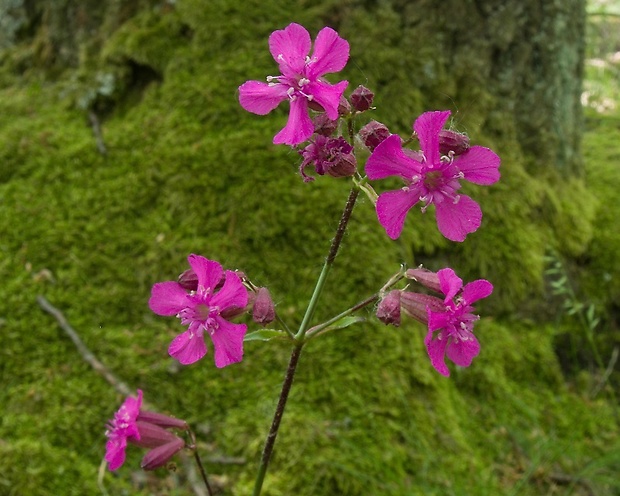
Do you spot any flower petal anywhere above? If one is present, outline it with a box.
[437,268,462,302]
[427,307,452,332]
[413,110,450,166]
[273,98,313,145]
[210,270,248,310]
[269,23,311,76]
[149,281,189,316]
[105,437,128,471]
[424,329,450,376]
[307,26,350,78]
[168,330,207,365]
[210,320,247,368]
[365,134,422,181]
[455,145,501,185]
[461,279,493,305]
[434,194,482,242]
[375,188,419,240]
[188,254,223,293]
[238,80,288,115]
[305,79,348,120]
[445,335,480,367]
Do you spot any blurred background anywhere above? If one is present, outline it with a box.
[1,0,619,494]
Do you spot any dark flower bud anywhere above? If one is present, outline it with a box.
[376,290,401,326]
[438,129,470,156]
[326,151,357,178]
[350,85,374,112]
[405,267,442,294]
[338,94,351,116]
[252,287,275,325]
[137,410,188,430]
[141,438,185,471]
[177,268,198,291]
[358,120,390,152]
[313,114,338,137]
[400,292,445,324]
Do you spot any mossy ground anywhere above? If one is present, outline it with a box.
[1,2,619,495]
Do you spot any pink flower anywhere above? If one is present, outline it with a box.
[424,268,493,376]
[105,390,189,471]
[365,110,500,241]
[238,23,350,146]
[105,390,143,471]
[149,254,248,367]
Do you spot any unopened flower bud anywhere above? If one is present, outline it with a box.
[400,292,444,324]
[177,269,198,291]
[358,120,390,152]
[313,114,338,136]
[141,437,185,471]
[252,287,275,325]
[338,94,351,116]
[405,267,441,294]
[133,421,180,449]
[376,290,401,326]
[138,410,188,430]
[350,85,374,112]
[326,151,357,178]
[438,129,470,156]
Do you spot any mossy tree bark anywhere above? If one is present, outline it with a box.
[345,0,586,176]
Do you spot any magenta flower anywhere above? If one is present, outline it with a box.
[238,23,350,146]
[149,254,248,367]
[365,110,500,241]
[105,390,189,471]
[424,268,493,376]
[105,390,143,471]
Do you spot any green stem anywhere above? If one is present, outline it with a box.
[252,185,360,496]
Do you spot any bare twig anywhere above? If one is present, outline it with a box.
[36,294,131,396]
[88,110,108,156]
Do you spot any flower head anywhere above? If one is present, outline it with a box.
[365,110,500,241]
[105,390,188,471]
[105,390,143,471]
[238,23,350,146]
[149,254,248,367]
[423,268,493,376]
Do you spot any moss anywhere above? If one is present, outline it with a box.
[0,1,618,495]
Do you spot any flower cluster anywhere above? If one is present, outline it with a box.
[105,390,188,471]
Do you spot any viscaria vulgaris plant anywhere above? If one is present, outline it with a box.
[104,22,500,495]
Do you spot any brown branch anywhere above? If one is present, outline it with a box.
[36,295,131,396]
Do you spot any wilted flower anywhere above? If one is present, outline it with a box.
[238,23,349,146]
[299,135,357,181]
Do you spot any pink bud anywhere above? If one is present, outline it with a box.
[359,121,390,152]
[376,290,401,326]
[252,287,275,325]
[438,129,470,156]
[141,438,185,471]
[405,268,441,294]
[350,85,374,112]
[400,292,444,323]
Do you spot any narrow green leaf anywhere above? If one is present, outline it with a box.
[244,329,286,342]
